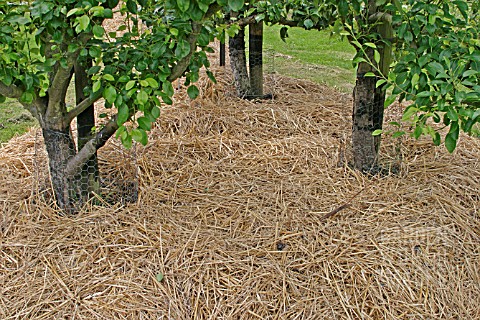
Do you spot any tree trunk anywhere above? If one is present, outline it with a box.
[249,21,263,98]
[219,31,226,67]
[229,26,250,98]
[352,68,379,171]
[42,128,83,213]
[351,0,387,172]
[75,62,99,198]
[373,15,393,155]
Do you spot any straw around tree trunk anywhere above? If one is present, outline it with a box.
[1,62,479,319]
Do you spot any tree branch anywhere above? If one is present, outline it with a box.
[45,55,76,122]
[168,4,222,82]
[65,117,119,177]
[64,90,103,125]
[45,33,92,126]
[168,22,202,82]
[0,82,23,99]
[235,15,257,27]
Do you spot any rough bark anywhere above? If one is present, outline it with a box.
[249,21,263,98]
[220,30,226,67]
[42,128,83,213]
[373,13,393,154]
[75,61,100,197]
[229,26,250,98]
[351,0,386,172]
[352,69,378,171]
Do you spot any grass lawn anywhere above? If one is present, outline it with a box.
[0,81,78,144]
[263,24,356,93]
[0,98,37,144]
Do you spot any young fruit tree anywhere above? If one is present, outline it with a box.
[337,0,480,171]
[0,0,235,212]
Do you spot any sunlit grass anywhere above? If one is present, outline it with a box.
[263,25,356,93]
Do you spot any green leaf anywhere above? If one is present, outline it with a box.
[177,0,190,12]
[228,0,244,11]
[187,85,199,99]
[374,50,381,64]
[137,116,151,131]
[364,72,376,77]
[392,131,406,138]
[413,125,423,139]
[92,81,102,93]
[103,74,115,81]
[121,132,133,149]
[376,79,387,88]
[93,25,104,38]
[163,81,174,97]
[88,66,101,75]
[384,95,397,107]
[151,106,160,118]
[67,8,83,17]
[103,8,113,18]
[107,0,119,9]
[146,78,159,88]
[462,70,477,78]
[364,42,377,49]
[372,129,383,136]
[427,62,445,75]
[137,90,149,105]
[445,132,457,153]
[175,39,191,59]
[411,73,419,87]
[156,273,164,282]
[206,70,217,84]
[126,0,138,14]
[132,128,148,145]
[126,80,136,90]
[416,91,432,98]
[77,15,90,32]
[432,132,441,146]
[304,19,314,29]
[21,92,34,104]
[446,107,458,121]
[104,85,117,104]
[117,104,130,125]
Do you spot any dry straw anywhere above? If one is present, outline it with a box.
[1,60,479,319]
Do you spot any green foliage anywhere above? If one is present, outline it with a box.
[336,0,479,152]
[0,0,223,149]
[387,0,480,152]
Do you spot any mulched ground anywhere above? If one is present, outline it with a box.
[1,60,479,319]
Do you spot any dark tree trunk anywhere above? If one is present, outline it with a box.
[248,21,263,98]
[75,62,100,198]
[352,69,379,171]
[351,0,388,172]
[219,31,226,67]
[229,26,250,98]
[42,128,83,213]
[373,83,386,155]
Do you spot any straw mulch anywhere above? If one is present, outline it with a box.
[1,65,479,319]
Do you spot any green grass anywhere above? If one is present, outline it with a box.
[0,81,78,145]
[263,25,356,93]
[0,99,38,144]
